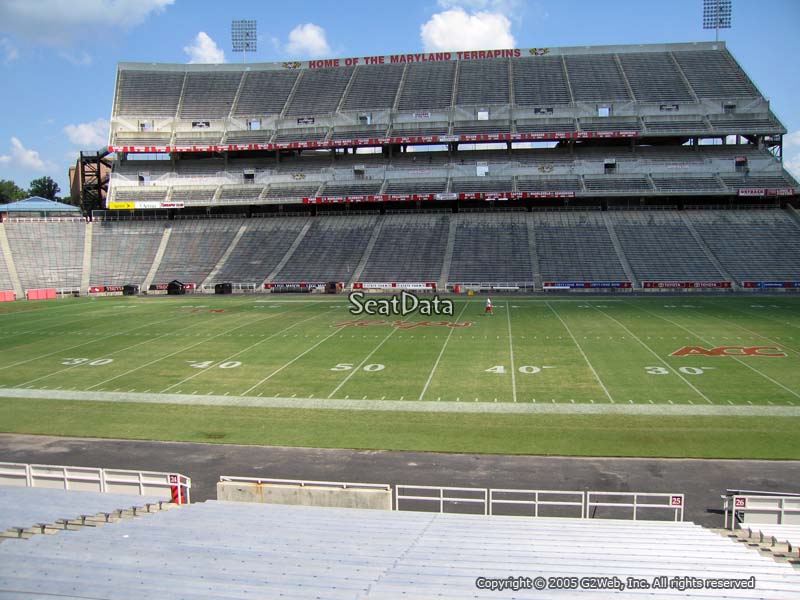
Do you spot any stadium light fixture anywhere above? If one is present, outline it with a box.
[702,0,732,42]
[231,19,257,63]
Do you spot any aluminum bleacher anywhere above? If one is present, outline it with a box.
[611,211,724,282]
[341,64,404,111]
[0,245,15,292]
[212,217,309,285]
[456,58,509,105]
[448,213,533,285]
[284,67,355,117]
[91,220,166,286]
[512,55,572,106]
[1,500,797,599]
[178,72,241,120]
[4,221,85,291]
[0,486,164,537]
[233,70,299,117]
[153,220,240,285]
[534,211,627,282]
[274,216,375,282]
[689,210,800,282]
[397,62,456,111]
[360,214,448,282]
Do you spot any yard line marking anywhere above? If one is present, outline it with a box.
[417,301,470,401]
[162,306,333,393]
[327,325,400,399]
[625,301,800,400]
[240,319,346,397]
[87,304,309,392]
[0,312,193,372]
[595,306,712,404]
[9,309,226,387]
[697,310,800,356]
[545,301,615,404]
[506,302,517,403]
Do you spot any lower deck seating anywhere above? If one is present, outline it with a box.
[612,211,723,281]
[0,247,13,291]
[535,211,627,281]
[212,218,310,284]
[91,221,166,286]
[153,220,240,284]
[275,216,376,282]
[5,221,85,290]
[690,210,800,281]
[360,215,447,282]
[1,500,797,599]
[448,214,532,283]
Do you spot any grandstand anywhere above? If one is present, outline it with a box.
[2,492,799,598]
[0,41,797,295]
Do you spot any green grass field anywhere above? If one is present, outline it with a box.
[1,294,799,458]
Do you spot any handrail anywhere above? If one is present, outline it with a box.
[585,491,684,521]
[0,462,191,504]
[723,494,800,529]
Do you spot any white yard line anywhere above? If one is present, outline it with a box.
[697,307,800,356]
[545,301,615,404]
[327,326,400,399]
[506,302,517,403]
[163,306,335,393]
[594,307,713,404]
[0,312,193,372]
[85,305,307,391]
[625,301,800,400]
[417,301,470,401]
[16,316,213,388]
[241,325,346,397]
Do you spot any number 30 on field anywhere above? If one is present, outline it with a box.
[645,366,710,375]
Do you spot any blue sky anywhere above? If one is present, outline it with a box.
[1,0,798,195]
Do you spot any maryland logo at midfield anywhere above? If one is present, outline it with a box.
[670,346,787,357]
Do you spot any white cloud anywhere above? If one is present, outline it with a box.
[0,37,18,63]
[184,32,225,64]
[285,23,331,58]
[0,137,50,171]
[63,118,109,148]
[784,130,800,149]
[437,0,520,14]
[58,50,92,66]
[0,0,173,45]
[420,9,515,52]
[785,152,800,181]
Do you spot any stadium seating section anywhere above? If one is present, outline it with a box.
[2,209,798,291]
[2,498,799,598]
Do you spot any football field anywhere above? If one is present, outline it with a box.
[1,294,799,458]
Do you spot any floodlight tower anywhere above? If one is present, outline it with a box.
[231,19,257,63]
[702,0,732,42]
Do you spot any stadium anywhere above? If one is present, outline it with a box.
[1,4,800,597]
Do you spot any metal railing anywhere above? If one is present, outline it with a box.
[585,492,684,521]
[0,462,191,504]
[395,485,488,515]
[489,489,585,517]
[394,485,683,521]
[723,493,800,529]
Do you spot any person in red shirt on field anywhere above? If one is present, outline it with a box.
[485,297,493,316]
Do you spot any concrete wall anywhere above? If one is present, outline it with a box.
[217,481,392,510]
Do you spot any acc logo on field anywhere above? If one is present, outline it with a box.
[670,346,787,357]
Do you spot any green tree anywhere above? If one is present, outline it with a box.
[0,179,25,204]
[28,176,60,200]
